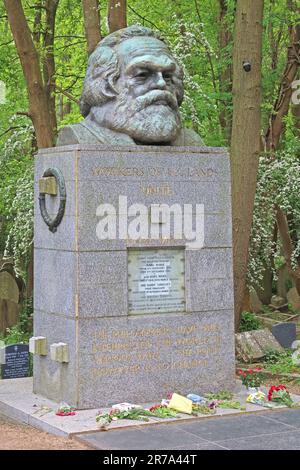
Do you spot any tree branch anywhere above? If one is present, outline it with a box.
[52,83,80,105]
[127,5,160,30]
[0,125,27,138]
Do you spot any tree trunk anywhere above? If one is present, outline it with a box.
[43,0,59,139]
[32,1,43,46]
[108,0,127,33]
[264,9,300,151]
[231,0,264,330]
[4,0,54,148]
[82,0,101,55]
[218,0,233,142]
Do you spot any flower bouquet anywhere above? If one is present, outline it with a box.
[238,368,265,389]
[268,385,294,408]
[56,404,76,416]
[246,390,276,408]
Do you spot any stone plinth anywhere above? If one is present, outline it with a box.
[33,144,235,408]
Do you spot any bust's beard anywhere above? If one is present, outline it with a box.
[92,89,182,144]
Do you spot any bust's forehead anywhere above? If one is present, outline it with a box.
[115,36,175,66]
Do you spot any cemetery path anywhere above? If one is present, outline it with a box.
[0,414,92,450]
[76,408,300,450]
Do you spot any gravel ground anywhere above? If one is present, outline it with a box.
[0,414,92,450]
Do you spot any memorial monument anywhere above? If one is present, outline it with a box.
[32,26,235,408]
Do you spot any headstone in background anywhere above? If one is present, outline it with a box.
[235,329,283,363]
[0,344,29,379]
[0,268,21,335]
[287,287,300,314]
[0,271,19,303]
[256,267,272,305]
[291,340,300,350]
[235,331,265,362]
[271,323,297,348]
[270,295,286,309]
[251,328,283,353]
[249,290,263,313]
[0,300,20,335]
[277,264,292,299]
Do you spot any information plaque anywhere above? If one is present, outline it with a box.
[1,344,29,379]
[128,248,185,314]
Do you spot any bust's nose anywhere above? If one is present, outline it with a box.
[153,71,167,89]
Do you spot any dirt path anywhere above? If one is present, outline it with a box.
[0,414,91,450]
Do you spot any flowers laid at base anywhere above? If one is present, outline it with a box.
[96,404,178,427]
[55,403,76,416]
[238,368,265,389]
[268,385,294,408]
[96,391,246,428]
[246,390,277,408]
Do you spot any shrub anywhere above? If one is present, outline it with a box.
[239,311,262,332]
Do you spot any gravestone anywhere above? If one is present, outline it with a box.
[272,323,297,348]
[235,329,283,363]
[270,295,286,309]
[0,270,21,335]
[0,344,29,379]
[33,145,235,408]
[249,290,263,313]
[32,25,235,408]
[277,264,291,299]
[287,287,300,314]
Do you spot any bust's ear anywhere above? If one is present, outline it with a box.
[90,46,120,100]
[104,76,119,99]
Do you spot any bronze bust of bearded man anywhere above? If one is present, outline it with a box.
[57,25,203,147]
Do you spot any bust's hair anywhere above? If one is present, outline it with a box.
[80,25,183,117]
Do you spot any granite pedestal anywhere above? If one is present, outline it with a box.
[33,144,235,408]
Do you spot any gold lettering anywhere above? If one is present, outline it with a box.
[141,185,173,196]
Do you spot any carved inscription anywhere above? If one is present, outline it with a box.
[90,323,222,378]
[92,166,218,178]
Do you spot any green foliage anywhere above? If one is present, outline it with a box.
[205,390,234,401]
[248,131,300,289]
[239,311,263,332]
[4,166,34,272]
[0,297,33,346]
[264,349,287,364]
[217,400,245,410]
[0,122,34,264]
[263,349,300,375]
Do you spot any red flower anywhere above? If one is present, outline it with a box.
[149,404,162,412]
[268,384,287,401]
[249,369,253,373]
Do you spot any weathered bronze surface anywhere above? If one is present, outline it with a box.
[38,168,66,233]
[57,25,203,147]
[39,176,57,196]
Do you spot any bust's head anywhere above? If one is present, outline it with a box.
[80,26,184,144]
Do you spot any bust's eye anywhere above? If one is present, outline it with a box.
[135,71,149,80]
[163,72,173,82]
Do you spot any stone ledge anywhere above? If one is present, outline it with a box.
[1,378,299,439]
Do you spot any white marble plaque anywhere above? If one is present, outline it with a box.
[128,249,185,314]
